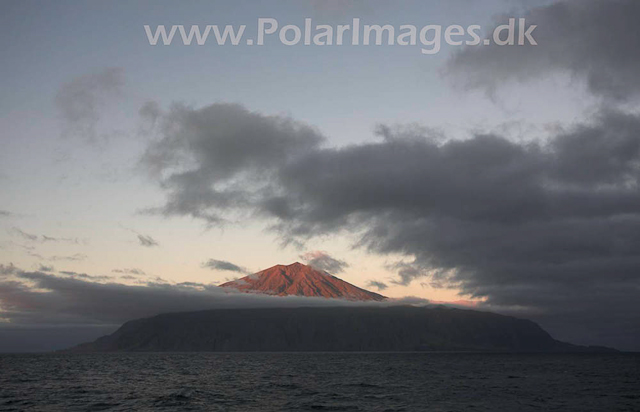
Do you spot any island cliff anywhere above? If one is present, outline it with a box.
[68,305,612,352]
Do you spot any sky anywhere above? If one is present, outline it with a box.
[1,0,640,351]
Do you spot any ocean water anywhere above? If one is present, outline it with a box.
[0,353,638,411]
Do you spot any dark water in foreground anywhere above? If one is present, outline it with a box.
[1,353,639,411]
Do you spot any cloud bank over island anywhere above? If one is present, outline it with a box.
[0,264,427,325]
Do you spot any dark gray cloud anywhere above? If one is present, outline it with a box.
[140,102,324,224]
[273,112,640,349]
[137,234,158,247]
[141,101,640,350]
[202,259,247,274]
[447,0,640,101]
[385,262,429,287]
[55,67,124,138]
[37,265,54,272]
[366,280,388,291]
[0,210,13,217]
[300,251,349,274]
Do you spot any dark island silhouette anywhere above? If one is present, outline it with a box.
[68,263,615,353]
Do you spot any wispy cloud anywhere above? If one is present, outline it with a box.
[55,67,125,139]
[119,226,159,248]
[49,253,87,262]
[201,259,247,274]
[9,227,85,244]
[367,280,389,290]
[300,251,349,274]
[385,262,430,287]
[42,235,83,245]
[137,234,159,247]
[9,227,37,241]
[112,268,147,276]
[59,271,111,281]
[366,280,388,291]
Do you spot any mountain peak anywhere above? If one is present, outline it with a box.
[220,262,385,301]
